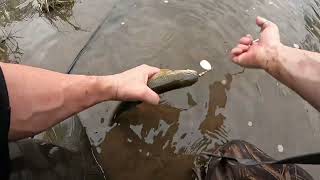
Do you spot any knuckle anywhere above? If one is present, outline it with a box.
[269,22,278,29]
[140,64,149,68]
[138,88,148,98]
[143,87,149,96]
[239,37,250,43]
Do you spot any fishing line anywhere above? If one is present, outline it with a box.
[66,3,119,74]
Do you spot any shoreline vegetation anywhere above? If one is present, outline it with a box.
[0,0,80,63]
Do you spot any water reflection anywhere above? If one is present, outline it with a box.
[187,92,197,107]
[2,0,320,178]
[199,74,232,143]
[99,104,192,180]
[98,75,232,180]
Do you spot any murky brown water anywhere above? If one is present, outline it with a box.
[97,74,232,180]
[2,0,320,179]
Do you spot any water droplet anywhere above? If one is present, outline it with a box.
[146,152,150,156]
[277,144,284,152]
[293,43,300,49]
[252,7,256,10]
[248,121,253,127]
[139,149,142,153]
[127,138,132,143]
[121,22,125,25]
[200,60,212,71]
[221,79,227,85]
[268,1,279,8]
[49,147,59,155]
[164,0,169,3]
[96,147,102,154]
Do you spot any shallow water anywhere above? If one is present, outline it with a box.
[2,0,320,179]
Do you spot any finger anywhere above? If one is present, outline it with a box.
[239,36,253,45]
[231,55,240,64]
[256,16,268,29]
[231,51,251,66]
[232,53,248,67]
[237,44,249,52]
[138,64,160,77]
[246,34,253,40]
[231,47,243,56]
[256,16,277,31]
[140,87,160,105]
[235,53,261,69]
[236,53,248,65]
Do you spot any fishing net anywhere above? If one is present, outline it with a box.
[194,140,314,180]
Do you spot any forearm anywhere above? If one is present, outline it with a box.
[266,45,320,110]
[0,63,114,140]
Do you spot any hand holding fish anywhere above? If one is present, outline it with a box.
[110,64,160,105]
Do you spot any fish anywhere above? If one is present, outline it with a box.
[148,69,199,94]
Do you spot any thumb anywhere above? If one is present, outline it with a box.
[256,16,280,45]
[256,16,270,30]
[256,16,279,32]
[141,87,160,105]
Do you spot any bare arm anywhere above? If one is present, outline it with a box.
[272,46,320,110]
[231,17,320,111]
[1,63,160,140]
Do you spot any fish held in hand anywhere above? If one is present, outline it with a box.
[148,69,199,94]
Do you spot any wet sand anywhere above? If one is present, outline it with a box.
[2,0,320,179]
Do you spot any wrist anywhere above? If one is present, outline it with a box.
[262,43,285,76]
[96,75,118,101]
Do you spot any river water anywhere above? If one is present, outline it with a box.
[1,0,320,179]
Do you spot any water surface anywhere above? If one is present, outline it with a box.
[2,0,320,179]
[71,0,320,179]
